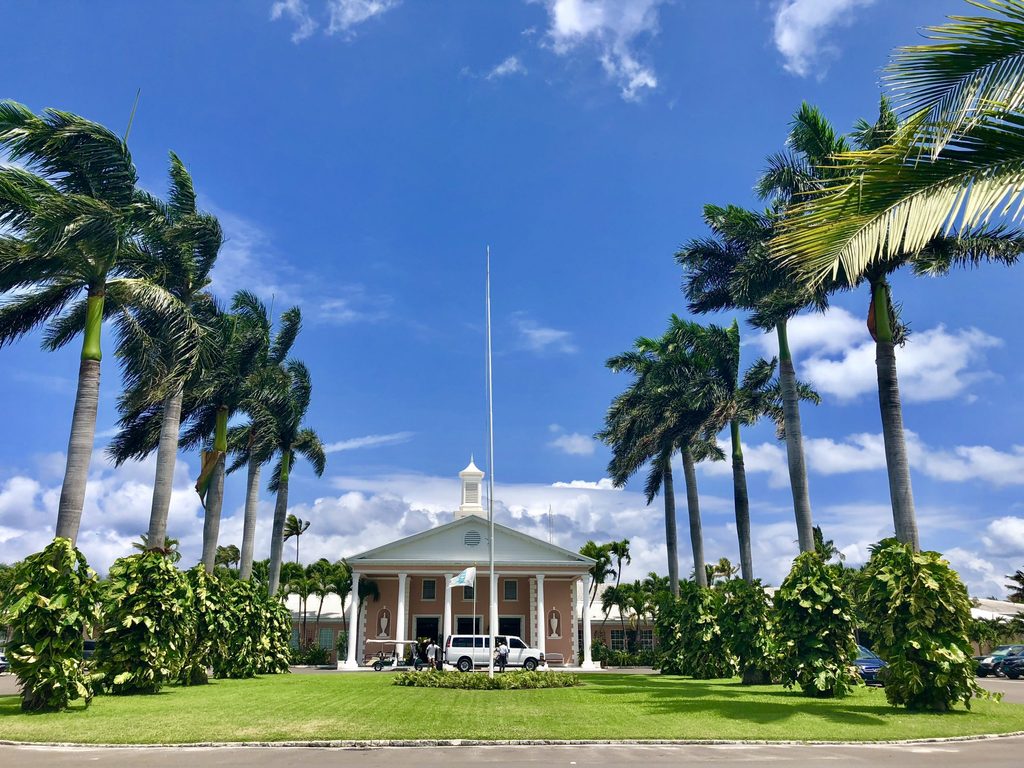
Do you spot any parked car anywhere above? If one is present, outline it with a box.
[1002,655,1024,679]
[0,651,8,674]
[444,634,542,672]
[854,645,887,685]
[976,644,1024,677]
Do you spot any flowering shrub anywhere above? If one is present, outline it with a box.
[392,670,580,689]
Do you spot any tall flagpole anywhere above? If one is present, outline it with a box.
[486,246,496,679]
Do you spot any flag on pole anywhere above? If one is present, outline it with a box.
[450,566,476,588]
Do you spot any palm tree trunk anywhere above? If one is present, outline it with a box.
[730,420,754,582]
[268,452,292,597]
[662,455,680,597]
[871,281,919,551]
[681,447,707,588]
[55,291,105,543]
[295,534,300,564]
[239,457,262,581]
[777,320,814,553]
[201,407,229,573]
[146,386,183,550]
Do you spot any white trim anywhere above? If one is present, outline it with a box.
[454,614,483,634]
[496,614,526,638]
[412,614,443,644]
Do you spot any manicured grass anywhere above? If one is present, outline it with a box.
[1,673,1023,744]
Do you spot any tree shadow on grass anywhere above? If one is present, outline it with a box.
[583,676,902,728]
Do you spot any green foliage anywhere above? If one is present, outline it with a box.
[775,552,859,698]
[859,538,984,711]
[93,552,194,695]
[392,670,580,689]
[719,578,777,683]
[179,566,230,685]
[258,594,293,674]
[290,644,330,665]
[591,640,659,668]
[656,581,735,678]
[0,539,101,711]
[211,578,262,679]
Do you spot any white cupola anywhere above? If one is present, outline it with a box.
[456,456,485,520]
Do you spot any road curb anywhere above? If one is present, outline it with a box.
[4,732,1024,750]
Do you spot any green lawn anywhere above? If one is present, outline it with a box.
[1,673,1023,744]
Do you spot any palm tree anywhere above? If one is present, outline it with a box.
[215,544,241,569]
[0,102,192,543]
[600,327,724,593]
[309,559,351,644]
[132,534,181,563]
[578,541,615,607]
[334,560,354,639]
[284,514,311,564]
[286,567,316,644]
[609,540,631,589]
[668,320,812,582]
[107,152,221,551]
[225,293,302,582]
[600,583,631,647]
[177,299,269,573]
[679,106,843,553]
[705,557,739,586]
[1006,569,1024,603]
[266,361,326,596]
[773,95,1024,550]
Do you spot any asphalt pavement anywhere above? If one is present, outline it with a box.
[3,740,1024,768]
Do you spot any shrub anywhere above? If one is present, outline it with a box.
[775,551,859,698]
[656,581,735,678]
[392,670,580,689]
[291,643,331,665]
[859,538,984,711]
[179,566,229,685]
[258,593,292,674]
[211,578,262,679]
[719,578,777,684]
[93,552,194,695]
[0,538,101,711]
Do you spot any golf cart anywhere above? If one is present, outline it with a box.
[366,639,427,672]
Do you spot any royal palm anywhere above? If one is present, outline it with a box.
[0,103,192,543]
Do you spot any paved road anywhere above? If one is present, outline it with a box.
[3,740,1024,767]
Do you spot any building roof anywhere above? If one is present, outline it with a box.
[347,514,595,569]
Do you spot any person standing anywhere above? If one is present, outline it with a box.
[496,638,509,673]
[425,639,440,671]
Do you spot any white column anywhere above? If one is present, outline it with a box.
[443,573,453,644]
[342,571,361,669]
[535,574,546,659]
[580,574,598,669]
[395,572,408,663]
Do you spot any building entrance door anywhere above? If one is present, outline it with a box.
[498,617,521,638]
[415,616,441,644]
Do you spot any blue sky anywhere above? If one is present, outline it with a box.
[2,0,1023,597]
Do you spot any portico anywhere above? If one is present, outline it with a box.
[340,459,598,669]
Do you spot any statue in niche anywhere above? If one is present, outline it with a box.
[377,607,391,638]
[547,609,561,639]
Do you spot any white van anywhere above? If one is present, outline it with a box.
[444,634,543,672]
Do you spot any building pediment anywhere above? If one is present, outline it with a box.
[347,515,594,569]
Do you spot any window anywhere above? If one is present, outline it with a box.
[475,637,489,648]
[610,629,626,651]
[639,629,654,650]
[498,617,521,637]
[456,616,481,634]
[452,637,472,648]
[422,578,436,600]
[503,579,518,601]
[319,628,334,650]
[464,482,479,504]
[510,638,526,649]
[464,585,475,600]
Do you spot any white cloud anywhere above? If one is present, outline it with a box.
[719,429,1024,487]
[549,432,598,456]
[551,478,620,490]
[755,308,1001,403]
[9,370,74,394]
[537,0,666,101]
[513,315,577,354]
[323,431,415,453]
[326,0,399,37]
[270,0,318,42]
[487,56,527,80]
[982,516,1024,558]
[773,0,876,78]
[316,286,393,325]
